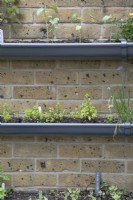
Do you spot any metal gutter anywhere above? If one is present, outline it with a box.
[0,122,133,135]
[0,41,132,60]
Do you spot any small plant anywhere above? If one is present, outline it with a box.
[0,0,20,27]
[37,4,59,40]
[44,103,66,123]
[24,106,44,122]
[71,13,82,43]
[2,103,11,122]
[0,169,10,200]
[109,185,122,200]
[64,188,80,200]
[70,94,97,121]
[28,190,48,200]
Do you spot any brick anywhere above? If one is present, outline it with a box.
[38,100,81,113]
[0,136,35,142]
[0,71,34,85]
[0,144,12,157]
[13,86,56,100]
[57,60,101,70]
[0,86,12,99]
[127,136,133,143]
[14,144,57,157]
[56,24,79,39]
[34,9,57,23]
[58,86,102,100]
[80,70,122,85]
[0,100,36,114]
[36,71,78,85]
[59,144,102,158]
[102,175,133,191]
[82,8,103,23]
[127,71,133,83]
[82,24,101,39]
[11,25,45,39]
[102,24,119,40]
[127,161,133,173]
[59,174,95,187]
[103,8,129,20]
[13,174,56,187]
[37,159,79,172]
[103,0,133,7]
[19,0,55,7]
[104,145,133,158]
[100,60,125,69]
[0,61,10,70]
[2,25,10,39]
[11,60,56,69]
[20,8,33,23]
[57,0,103,7]
[81,160,125,173]
[0,159,34,172]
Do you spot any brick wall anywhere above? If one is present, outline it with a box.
[0,0,133,191]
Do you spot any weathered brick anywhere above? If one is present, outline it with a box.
[0,86,12,99]
[36,71,78,85]
[103,8,129,20]
[102,175,133,191]
[102,24,119,39]
[58,86,102,100]
[0,144,12,157]
[56,24,79,39]
[127,161,133,173]
[81,160,125,173]
[37,159,79,172]
[103,0,133,7]
[57,0,103,7]
[59,144,102,158]
[14,144,57,157]
[13,174,56,187]
[58,174,95,187]
[127,136,133,143]
[13,86,56,100]
[20,8,33,23]
[0,71,34,85]
[100,60,125,69]
[80,71,122,85]
[0,136,35,142]
[104,145,133,158]
[82,8,103,23]
[11,60,56,69]
[82,24,101,39]
[0,100,36,113]
[0,159,34,172]
[57,60,101,70]
[11,25,45,39]
[19,0,54,7]
[0,61,10,70]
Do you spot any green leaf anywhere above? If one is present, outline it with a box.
[102,15,112,22]
[50,4,58,13]
[36,8,44,16]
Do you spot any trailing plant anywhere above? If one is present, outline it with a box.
[0,168,10,200]
[70,94,97,121]
[36,4,59,40]
[71,13,82,43]
[0,0,20,26]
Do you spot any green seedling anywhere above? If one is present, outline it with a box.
[71,13,82,42]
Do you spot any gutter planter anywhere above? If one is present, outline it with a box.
[0,41,133,60]
[0,122,133,136]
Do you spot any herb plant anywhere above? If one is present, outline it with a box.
[70,94,97,121]
[37,4,59,40]
[64,188,80,200]
[2,103,11,122]
[24,106,44,122]
[0,169,10,200]
[0,0,20,26]
[71,13,82,43]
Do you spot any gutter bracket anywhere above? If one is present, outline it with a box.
[124,122,131,136]
[121,40,127,60]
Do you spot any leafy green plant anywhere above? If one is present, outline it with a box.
[109,185,122,200]
[0,168,10,200]
[70,94,97,121]
[24,106,44,122]
[28,190,48,200]
[0,0,20,26]
[36,4,59,40]
[71,13,82,43]
[64,188,80,200]
[2,103,11,122]
[108,66,133,123]
[44,103,66,123]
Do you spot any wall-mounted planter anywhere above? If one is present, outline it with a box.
[0,41,133,60]
[0,122,133,136]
